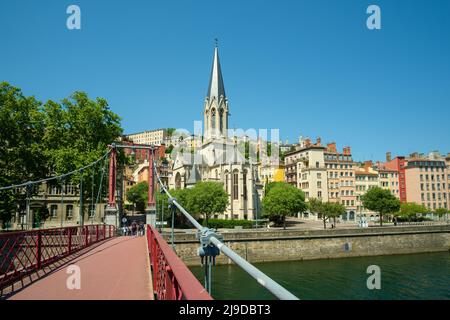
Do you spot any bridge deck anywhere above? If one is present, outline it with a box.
[8,236,153,300]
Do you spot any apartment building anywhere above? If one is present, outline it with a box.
[404,153,448,211]
[383,151,450,211]
[259,162,285,184]
[355,161,379,218]
[324,142,357,221]
[10,182,107,230]
[375,154,400,198]
[124,129,167,146]
[284,137,328,202]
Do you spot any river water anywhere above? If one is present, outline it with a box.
[189,252,450,300]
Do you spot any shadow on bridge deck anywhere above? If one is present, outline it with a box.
[5,236,153,300]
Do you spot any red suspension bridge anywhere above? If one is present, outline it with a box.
[0,144,297,300]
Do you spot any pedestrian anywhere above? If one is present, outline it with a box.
[131,221,137,236]
[138,222,144,236]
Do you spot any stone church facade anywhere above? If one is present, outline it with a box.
[169,45,263,221]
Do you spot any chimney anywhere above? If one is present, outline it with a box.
[158,144,166,158]
[386,152,391,162]
[327,142,337,153]
[305,138,311,147]
[364,160,373,169]
[343,146,351,155]
[316,137,321,146]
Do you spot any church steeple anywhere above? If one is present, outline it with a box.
[204,41,229,141]
[206,45,226,101]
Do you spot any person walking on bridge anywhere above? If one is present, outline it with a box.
[138,221,145,236]
[131,221,137,237]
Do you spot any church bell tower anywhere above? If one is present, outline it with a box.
[204,43,229,141]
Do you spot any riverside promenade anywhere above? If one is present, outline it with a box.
[6,236,153,300]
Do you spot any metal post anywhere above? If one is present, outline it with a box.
[204,256,209,293]
[108,148,117,208]
[25,184,31,230]
[68,227,72,254]
[171,203,176,250]
[161,198,164,234]
[36,230,42,269]
[79,170,84,226]
[85,226,89,246]
[148,150,155,208]
[60,179,65,228]
[91,170,95,223]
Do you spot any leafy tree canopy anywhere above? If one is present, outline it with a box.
[262,182,307,228]
[0,82,123,226]
[186,182,229,225]
[361,187,401,226]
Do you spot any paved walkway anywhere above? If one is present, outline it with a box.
[9,236,153,300]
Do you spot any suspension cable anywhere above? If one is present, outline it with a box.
[153,159,299,300]
[93,156,108,225]
[0,150,111,192]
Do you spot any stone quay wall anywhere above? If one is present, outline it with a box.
[164,224,450,266]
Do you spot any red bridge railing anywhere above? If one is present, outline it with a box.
[0,224,116,290]
[147,225,212,300]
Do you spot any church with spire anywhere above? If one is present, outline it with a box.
[169,44,263,221]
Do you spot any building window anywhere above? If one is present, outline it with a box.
[66,205,73,219]
[211,108,216,129]
[51,205,58,218]
[243,170,248,200]
[175,172,181,190]
[233,170,239,200]
[225,171,229,193]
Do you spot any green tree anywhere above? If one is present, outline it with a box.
[264,181,287,196]
[262,182,307,229]
[308,199,345,229]
[35,205,50,228]
[0,83,124,227]
[434,208,449,221]
[41,91,123,223]
[0,191,16,229]
[0,82,47,226]
[126,182,148,214]
[361,187,401,226]
[396,202,428,222]
[166,128,176,139]
[187,182,229,226]
[327,202,346,228]
[155,188,194,227]
[308,198,327,229]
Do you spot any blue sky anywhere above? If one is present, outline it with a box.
[1,0,449,162]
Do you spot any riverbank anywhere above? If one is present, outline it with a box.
[166,224,450,266]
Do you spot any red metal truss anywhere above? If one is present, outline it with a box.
[0,225,116,290]
[146,225,212,300]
